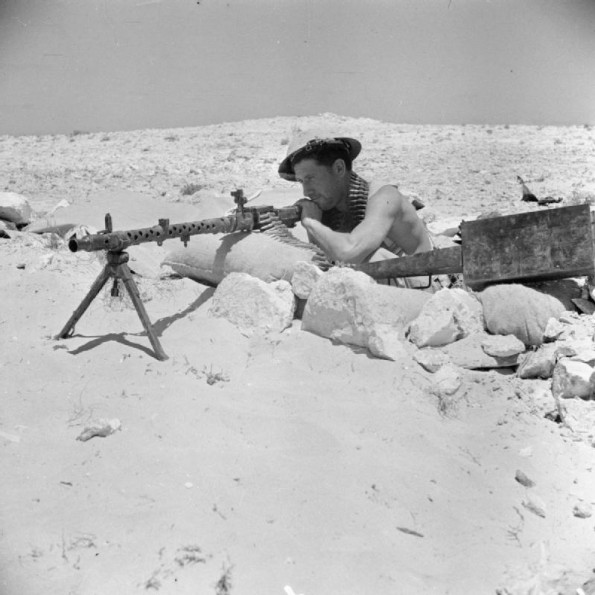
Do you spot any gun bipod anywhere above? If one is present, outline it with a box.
[56,248,168,361]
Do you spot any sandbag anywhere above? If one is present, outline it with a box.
[477,284,567,346]
[162,232,322,286]
[524,278,582,311]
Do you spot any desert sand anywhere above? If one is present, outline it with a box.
[1,113,595,595]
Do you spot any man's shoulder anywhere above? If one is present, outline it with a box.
[368,179,400,197]
[368,179,424,211]
[368,180,407,205]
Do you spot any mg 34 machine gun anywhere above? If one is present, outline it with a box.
[56,189,302,360]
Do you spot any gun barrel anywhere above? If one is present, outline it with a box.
[68,212,255,253]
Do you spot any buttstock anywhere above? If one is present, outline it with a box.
[356,246,463,279]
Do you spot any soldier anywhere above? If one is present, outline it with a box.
[278,130,433,267]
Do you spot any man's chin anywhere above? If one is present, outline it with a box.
[310,199,327,210]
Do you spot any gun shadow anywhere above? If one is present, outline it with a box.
[64,288,215,359]
[209,232,250,277]
[152,286,215,334]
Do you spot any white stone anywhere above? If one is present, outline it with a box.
[559,310,581,324]
[430,363,462,396]
[570,349,595,366]
[367,323,412,361]
[545,313,595,344]
[408,310,460,348]
[543,317,565,342]
[481,334,526,358]
[0,192,32,225]
[551,359,595,400]
[440,332,519,370]
[208,272,295,334]
[408,288,484,348]
[573,501,593,519]
[517,343,558,379]
[563,319,595,342]
[290,261,324,299]
[414,348,451,373]
[522,494,547,518]
[555,338,595,359]
[301,267,431,356]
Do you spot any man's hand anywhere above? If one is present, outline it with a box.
[294,198,322,223]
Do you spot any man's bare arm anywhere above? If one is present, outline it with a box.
[301,187,398,263]
[301,186,430,263]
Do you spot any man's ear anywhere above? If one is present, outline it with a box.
[332,159,347,177]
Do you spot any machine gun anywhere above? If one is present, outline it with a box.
[56,189,302,360]
[67,189,302,253]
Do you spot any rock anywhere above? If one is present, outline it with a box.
[522,494,547,518]
[569,349,595,366]
[559,310,581,324]
[516,343,557,379]
[408,288,484,348]
[477,283,567,346]
[208,272,295,334]
[76,418,121,442]
[430,363,462,396]
[0,220,12,239]
[0,192,32,225]
[0,219,16,232]
[367,324,414,361]
[414,348,451,373]
[302,267,431,355]
[551,359,595,400]
[291,261,324,299]
[572,297,595,315]
[572,501,593,519]
[408,310,460,348]
[515,469,536,488]
[439,332,519,370]
[555,338,595,359]
[555,315,595,342]
[543,317,565,342]
[481,334,526,358]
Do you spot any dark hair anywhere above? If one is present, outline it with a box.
[290,139,353,171]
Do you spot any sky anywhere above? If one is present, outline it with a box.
[0,0,594,135]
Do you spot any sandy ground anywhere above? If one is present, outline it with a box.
[1,114,595,595]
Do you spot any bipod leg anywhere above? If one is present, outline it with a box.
[56,263,112,339]
[115,258,169,361]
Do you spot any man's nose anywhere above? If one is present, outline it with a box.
[301,182,314,197]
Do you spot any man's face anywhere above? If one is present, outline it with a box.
[293,158,343,211]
